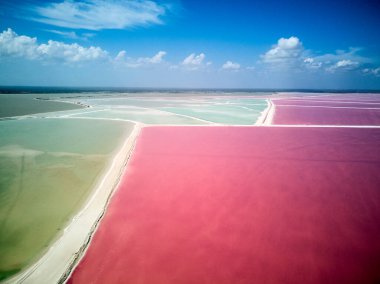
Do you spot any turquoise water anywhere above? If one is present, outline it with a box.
[0,92,268,125]
[160,106,261,125]
[71,109,208,124]
[63,96,268,125]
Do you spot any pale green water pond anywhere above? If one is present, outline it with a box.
[0,118,134,279]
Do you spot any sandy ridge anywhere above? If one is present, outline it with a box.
[256,99,275,126]
[255,99,271,125]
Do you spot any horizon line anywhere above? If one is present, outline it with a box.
[1,86,380,94]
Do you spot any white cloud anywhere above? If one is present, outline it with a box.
[181,53,207,70]
[304,58,313,63]
[37,41,107,62]
[115,50,127,61]
[137,51,166,64]
[313,48,370,68]
[183,53,205,65]
[0,28,38,59]
[27,0,168,30]
[1,26,165,67]
[303,57,322,69]
[115,50,167,67]
[336,60,359,68]
[262,36,304,64]
[45,29,80,40]
[0,28,108,63]
[315,48,362,62]
[326,59,359,72]
[261,37,370,76]
[45,29,96,41]
[222,61,240,70]
[363,67,380,77]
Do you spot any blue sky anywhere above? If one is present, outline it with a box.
[0,0,379,89]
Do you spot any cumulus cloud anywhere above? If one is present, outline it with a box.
[336,60,359,68]
[138,51,166,64]
[0,28,39,59]
[222,61,240,70]
[0,26,163,67]
[26,0,168,30]
[261,36,371,76]
[181,53,210,70]
[114,50,167,67]
[262,36,304,64]
[326,59,359,72]
[0,28,108,63]
[303,57,322,69]
[183,53,205,65]
[314,47,368,64]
